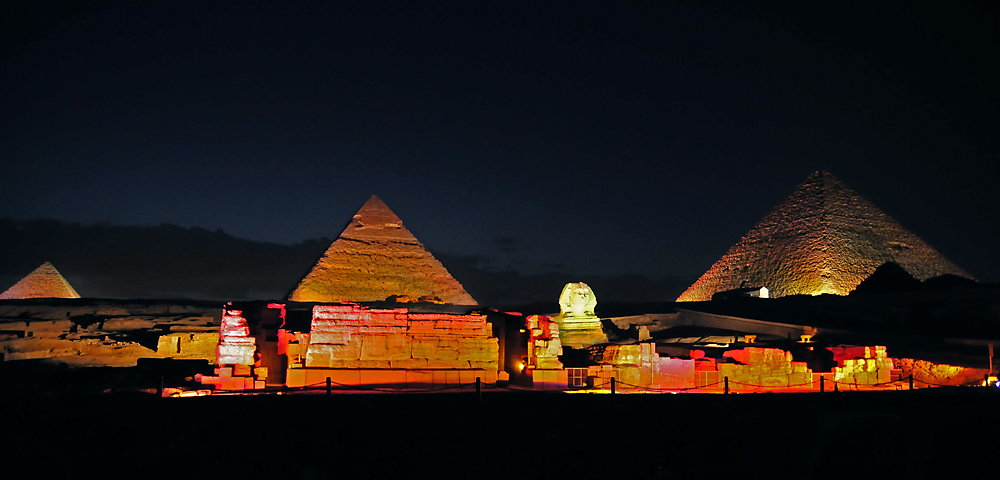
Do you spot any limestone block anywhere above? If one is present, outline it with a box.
[182,333,219,359]
[305,345,334,367]
[457,338,498,361]
[390,358,429,369]
[95,307,130,316]
[353,360,392,369]
[25,320,73,335]
[591,345,642,366]
[412,337,460,360]
[536,357,563,370]
[469,360,499,371]
[405,370,434,388]
[532,369,568,388]
[234,364,251,376]
[432,370,450,386]
[220,311,251,337]
[217,343,255,365]
[0,321,29,331]
[157,335,181,355]
[254,367,268,380]
[425,359,471,369]
[613,366,641,386]
[407,321,439,335]
[218,367,232,378]
[310,332,351,345]
[653,357,697,388]
[359,370,407,386]
[360,333,410,360]
[760,374,788,387]
[326,340,362,361]
[458,370,480,385]
[788,372,809,386]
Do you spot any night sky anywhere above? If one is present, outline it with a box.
[3,1,998,287]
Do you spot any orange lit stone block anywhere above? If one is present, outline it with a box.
[829,345,892,385]
[532,369,567,388]
[714,347,814,389]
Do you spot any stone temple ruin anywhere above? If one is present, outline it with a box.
[678,171,973,301]
[0,187,996,395]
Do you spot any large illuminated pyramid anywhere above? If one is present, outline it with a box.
[287,195,477,304]
[677,171,972,301]
[0,262,81,300]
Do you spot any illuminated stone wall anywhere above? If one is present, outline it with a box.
[828,345,892,385]
[589,345,813,390]
[284,304,498,387]
[891,358,990,386]
[0,262,80,299]
[155,332,219,359]
[678,171,972,301]
[0,301,219,366]
[717,347,812,388]
[287,195,477,304]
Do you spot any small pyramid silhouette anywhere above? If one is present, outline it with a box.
[287,195,477,304]
[0,262,81,299]
[677,171,972,301]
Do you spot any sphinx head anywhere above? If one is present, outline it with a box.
[558,282,597,318]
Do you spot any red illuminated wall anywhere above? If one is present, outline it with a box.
[281,303,498,388]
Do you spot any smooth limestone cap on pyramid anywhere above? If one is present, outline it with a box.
[287,195,477,305]
[677,171,973,301]
[0,262,81,299]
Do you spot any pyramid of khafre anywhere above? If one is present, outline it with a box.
[677,171,973,301]
[287,195,477,304]
[0,262,81,300]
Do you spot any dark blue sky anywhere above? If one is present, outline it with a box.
[2,1,998,282]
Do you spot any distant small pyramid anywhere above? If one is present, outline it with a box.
[677,171,972,301]
[287,195,477,304]
[0,262,81,300]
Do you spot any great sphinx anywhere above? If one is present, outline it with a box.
[551,282,608,349]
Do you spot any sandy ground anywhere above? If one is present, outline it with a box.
[0,371,996,479]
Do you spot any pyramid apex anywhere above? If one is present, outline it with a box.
[805,170,839,183]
